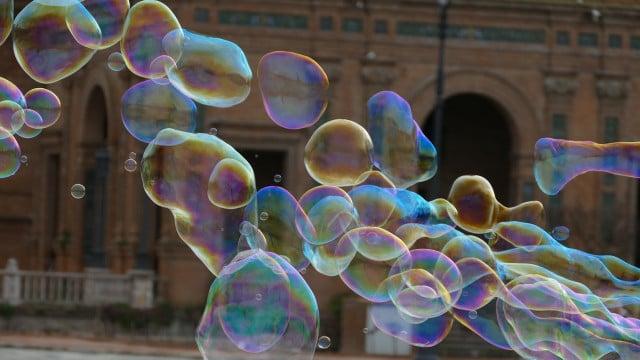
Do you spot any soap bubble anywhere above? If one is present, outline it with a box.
[209,128,217,136]
[81,0,130,49]
[24,88,61,129]
[258,51,328,129]
[273,174,282,183]
[551,226,570,241]
[121,80,197,145]
[317,336,331,349]
[107,51,126,71]
[70,183,85,199]
[65,1,103,49]
[13,1,97,83]
[14,109,43,139]
[0,100,25,136]
[19,154,28,164]
[0,77,26,108]
[0,0,12,46]
[0,128,21,179]
[124,158,137,172]
[207,158,256,210]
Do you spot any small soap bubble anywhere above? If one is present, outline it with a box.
[128,152,136,159]
[70,184,86,199]
[20,155,28,164]
[259,211,269,221]
[255,293,262,301]
[468,310,478,320]
[273,174,282,183]
[107,52,125,72]
[362,328,369,334]
[209,128,218,136]
[124,158,138,172]
[300,268,307,275]
[317,336,331,349]
[551,226,570,241]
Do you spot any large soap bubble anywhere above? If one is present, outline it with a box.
[0,128,21,178]
[82,0,130,49]
[258,51,328,129]
[13,1,98,83]
[0,0,12,46]
[164,29,253,108]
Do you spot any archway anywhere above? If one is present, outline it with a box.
[82,87,109,268]
[421,94,513,203]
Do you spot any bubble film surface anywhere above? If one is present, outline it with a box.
[258,51,329,129]
[13,1,97,83]
[120,0,180,78]
[0,0,12,46]
[24,88,61,129]
[82,0,129,49]
[367,91,437,188]
[121,80,197,145]
[165,29,253,108]
[535,137,640,195]
[0,128,20,178]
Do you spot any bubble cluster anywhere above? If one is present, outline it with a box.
[258,51,329,129]
[535,137,640,195]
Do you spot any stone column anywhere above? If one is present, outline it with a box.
[3,259,21,305]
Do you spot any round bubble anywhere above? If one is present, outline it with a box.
[164,29,253,108]
[13,1,97,83]
[317,336,331,349]
[20,155,28,164]
[551,226,570,241]
[207,158,256,210]
[70,183,85,199]
[121,80,197,145]
[120,0,181,78]
[107,51,126,71]
[274,174,282,183]
[124,158,137,172]
[258,51,329,129]
[24,88,61,129]
[0,77,26,107]
[0,128,21,178]
[304,119,373,187]
[14,110,43,139]
[0,100,24,136]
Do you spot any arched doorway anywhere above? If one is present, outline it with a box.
[421,94,513,203]
[82,87,110,268]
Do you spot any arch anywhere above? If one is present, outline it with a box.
[420,94,513,203]
[408,69,542,156]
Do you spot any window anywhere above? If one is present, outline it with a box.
[631,35,640,50]
[551,113,567,138]
[604,116,619,142]
[608,34,622,48]
[194,7,210,23]
[342,18,363,33]
[578,32,598,47]
[556,31,570,46]
[374,19,388,34]
[238,149,287,189]
[320,16,333,31]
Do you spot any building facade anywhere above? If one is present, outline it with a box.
[1,0,640,357]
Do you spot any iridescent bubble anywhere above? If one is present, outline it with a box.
[367,91,437,188]
[165,29,253,108]
[19,154,28,164]
[208,128,217,136]
[148,54,176,85]
[81,0,130,49]
[468,310,478,319]
[258,51,328,129]
[534,138,640,195]
[70,183,85,199]
[124,158,137,172]
[207,158,256,210]
[65,1,103,49]
[141,129,255,275]
[551,225,570,241]
[197,250,318,360]
[273,174,282,183]
[13,1,97,83]
[0,128,21,179]
[0,77,26,107]
[0,0,13,46]
[120,0,181,78]
[259,211,269,221]
[121,80,197,145]
[296,185,357,246]
[107,51,125,71]
[24,88,61,129]
[317,336,331,349]
[0,100,24,136]
[14,109,43,139]
[304,119,373,187]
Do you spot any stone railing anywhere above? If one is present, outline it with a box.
[0,259,155,309]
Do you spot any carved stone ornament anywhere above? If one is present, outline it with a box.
[596,79,628,99]
[544,77,578,96]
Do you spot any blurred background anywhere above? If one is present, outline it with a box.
[1,0,640,359]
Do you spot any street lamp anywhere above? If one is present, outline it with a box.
[429,0,450,200]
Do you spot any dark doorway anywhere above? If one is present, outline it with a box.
[421,94,513,204]
[238,149,287,190]
[82,87,110,268]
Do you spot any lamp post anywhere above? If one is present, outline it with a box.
[429,0,450,200]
